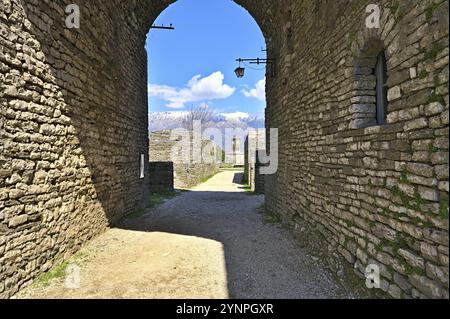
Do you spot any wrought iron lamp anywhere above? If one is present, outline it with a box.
[234,57,276,78]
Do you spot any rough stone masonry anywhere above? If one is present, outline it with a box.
[0,0,448,298]
[149,130,220,189]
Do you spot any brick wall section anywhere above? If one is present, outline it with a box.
[149,130,219,189]
[149,162,174,193]
[0,0,448,298]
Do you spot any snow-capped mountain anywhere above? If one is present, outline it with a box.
[148,111,265,132]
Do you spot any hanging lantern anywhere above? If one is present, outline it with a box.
[234,66,245,78]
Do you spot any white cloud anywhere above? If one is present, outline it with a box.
[148,71,235,109]
[219,111,250,121]
[242,78,266,101]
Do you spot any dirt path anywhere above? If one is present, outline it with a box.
[17,171,353,299]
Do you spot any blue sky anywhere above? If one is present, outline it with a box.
[146,0,267,119]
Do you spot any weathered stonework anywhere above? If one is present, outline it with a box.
[0,0,448,298]
[225,137,245,166]
[149,130,219,189]
[263,0,449,299]
[244,130,266,193]
[149,161,174,193]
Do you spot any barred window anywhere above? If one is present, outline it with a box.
[375,51,388,125]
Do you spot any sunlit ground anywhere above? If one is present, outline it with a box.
[17,229,228,299]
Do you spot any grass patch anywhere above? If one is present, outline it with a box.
[149,191,179,209]
[35,261,69,287]
[258,204,281,224]
[198,173,216,184]
[220,164,237,169]
[128,191,181,218]
[30,248,94,290]
[241,183,261,195]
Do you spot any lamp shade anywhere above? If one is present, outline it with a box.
[234,67,245,78]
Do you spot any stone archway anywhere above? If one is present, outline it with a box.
[1,0,448,299]
[0,0,282,298]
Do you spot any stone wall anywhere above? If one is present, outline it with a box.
[0,0,155,297]
[253,159,265,195]
[244,130,266,192]
[263,0,449,299]
[0,0,448,298]
[225,137,245,166]
[149,162,174,193]
[149,130,219,189]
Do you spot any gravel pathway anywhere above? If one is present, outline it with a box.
[17,170,353,299]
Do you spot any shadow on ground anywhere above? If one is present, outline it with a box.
[114,172,351,299]
[232,172,244,184]
[17,172,352,299]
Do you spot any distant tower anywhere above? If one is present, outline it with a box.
[232,137,243,165]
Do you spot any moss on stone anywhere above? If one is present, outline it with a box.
[428,142,439,153]
[390,186,413,209]
[400,259,413,275]
[389,1,405,21]
[381,207,390,216]
[440,199,449,219]
[389,2,400,15]
[425,3,439,23]
[392,234,408,252]
[433,75,440,87]
[418,69,429,79]
[390,185,433,214]
[400,170,409,184]
[399,255,426,276]
[423,220,434,228]
[413,266,426,276]
[348,31,357,45]
[259,204,282,224]
[425,42,446,61]
[387,264,395,274]
[344,219,354,228]
[375,238,390,252]
[413,188,425,207]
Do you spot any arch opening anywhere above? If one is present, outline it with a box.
[146,0,268,192]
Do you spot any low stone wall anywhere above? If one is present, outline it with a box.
[149,131,219,189]
[149,162,174,193]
